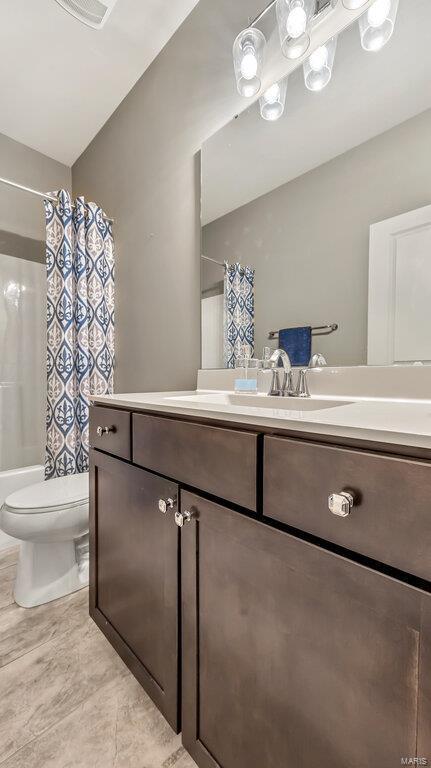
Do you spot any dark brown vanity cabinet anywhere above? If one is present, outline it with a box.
[89,449,180,731]
[181,491,431,768]
[90,405,431,766]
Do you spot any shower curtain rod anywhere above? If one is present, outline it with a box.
[201,254,225,268]
[201,255,250,272]
[0,175,114,224]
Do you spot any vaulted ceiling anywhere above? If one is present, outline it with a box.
[0,0,199,165]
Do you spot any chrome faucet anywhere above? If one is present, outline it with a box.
[268,349,294,396]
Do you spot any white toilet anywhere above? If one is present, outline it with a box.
[0,473,89,608]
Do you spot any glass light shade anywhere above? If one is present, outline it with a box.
[359,0,399,52]
[276,0,315,60]
[303,36,337,91]
[259,78,288,121]
[233,28,266,98]
[342,0,369,8]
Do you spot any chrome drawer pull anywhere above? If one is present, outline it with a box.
[158,498,175,514]
[328,491,354,518]
[96,425,115,437]
[174,509,194,528]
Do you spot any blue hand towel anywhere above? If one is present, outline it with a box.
[279,326,312,367]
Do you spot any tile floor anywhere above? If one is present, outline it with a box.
[0,547,197,768]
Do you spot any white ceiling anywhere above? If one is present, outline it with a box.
[0,0,199,166]
[202,0,431,224]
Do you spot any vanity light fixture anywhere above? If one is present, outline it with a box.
[276,0,316,59]
[359,0,399,52]
[233,28,267,97]
[303,36,337,91]
[232,1,342,98]
[259,78,288,120]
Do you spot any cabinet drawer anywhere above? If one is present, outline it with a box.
[133,414,258,511]
[263,436,431,581]
[89,405,131,460]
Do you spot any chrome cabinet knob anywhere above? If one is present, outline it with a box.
[328,491,354,518]
[174,509,193,528]
[96,425,115,437]
[158,498,175,514]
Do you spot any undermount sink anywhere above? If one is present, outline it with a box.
[166,393,352,411]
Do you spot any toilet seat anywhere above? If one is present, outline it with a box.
[4,473,89,514]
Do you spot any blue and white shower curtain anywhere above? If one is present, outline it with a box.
[224,262,255,368]
[45,190,115,479]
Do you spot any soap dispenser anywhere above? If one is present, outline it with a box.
[234,345,258,393]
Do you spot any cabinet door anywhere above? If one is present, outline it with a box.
[181,491,431,768]
[90,449,179,731]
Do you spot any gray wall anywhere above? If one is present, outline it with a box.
[72,0,264,393]
[0,132,71,249]
[202,108,431,366]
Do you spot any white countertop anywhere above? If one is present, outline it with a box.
[92,389,431,450]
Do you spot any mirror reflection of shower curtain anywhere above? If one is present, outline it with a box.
[0,253,45,471]
[223,262,255,368]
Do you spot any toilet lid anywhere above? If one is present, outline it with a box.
[4,472,89,514]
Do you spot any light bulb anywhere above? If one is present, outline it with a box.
[286,4,307,38]
[303,35,337,92]
[276,0,313,59]
[233,28,266,97]
[367,0,391,27]
[259,78,288,121]
[309,45,328,72]
[263,83,281,104]
[359,0,398,52]
[366,30,386,50]
[240,48,258,80]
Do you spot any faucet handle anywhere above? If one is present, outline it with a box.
[310,353,327,368]
[269,368,281,396]
[295,369,310,398]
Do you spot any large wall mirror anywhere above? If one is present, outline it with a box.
[201,0,431,370]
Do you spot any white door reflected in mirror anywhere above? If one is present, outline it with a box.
[368,204,431,366]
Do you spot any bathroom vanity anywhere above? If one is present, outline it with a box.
[84,0,431,762]
[89,375,431,768]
